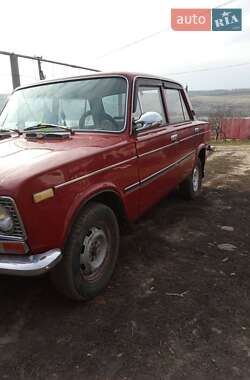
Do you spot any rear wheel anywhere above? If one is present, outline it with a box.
[51,202,120,301]
[179,159,202,200]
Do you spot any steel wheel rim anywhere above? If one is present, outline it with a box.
[192,167,199,192]
[80,227,108,276]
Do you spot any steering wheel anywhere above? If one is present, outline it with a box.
[79,111,119,131]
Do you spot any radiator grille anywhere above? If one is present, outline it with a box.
[0,197,26,238]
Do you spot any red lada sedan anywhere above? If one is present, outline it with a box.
[0,72,209,300]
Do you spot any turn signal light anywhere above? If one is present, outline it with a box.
[33,188,54,203]
[0,241,27,254]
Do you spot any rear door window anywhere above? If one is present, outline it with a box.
[164,89,190,124]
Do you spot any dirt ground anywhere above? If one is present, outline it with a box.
[0,145,250,380]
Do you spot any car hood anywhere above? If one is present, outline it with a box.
[0,134,124,191]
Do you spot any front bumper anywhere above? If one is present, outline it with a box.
[0,249,62,276]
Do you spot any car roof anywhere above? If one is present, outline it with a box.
[15,71,183,91]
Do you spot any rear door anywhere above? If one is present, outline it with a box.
[163,84,196,182]
[133,78,180,215]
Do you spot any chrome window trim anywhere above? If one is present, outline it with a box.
[130,75,183,136]
[167,121,191,127]
[130,76,136,136]
[0,196,27,239]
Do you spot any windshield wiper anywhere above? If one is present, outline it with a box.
[24,123,74,135]
[0,128,22,136]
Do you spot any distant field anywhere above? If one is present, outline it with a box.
[189,89,250,118]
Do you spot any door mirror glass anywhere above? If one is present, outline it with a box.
[134,111,163,132]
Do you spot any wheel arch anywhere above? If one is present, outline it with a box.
[197,145,206,177]
[64,189,130,247]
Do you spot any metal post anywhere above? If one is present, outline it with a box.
[37,58,46,80]
[9,53,20,89]
[0,50,101,90]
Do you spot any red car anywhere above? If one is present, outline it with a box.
[0,72,209,300]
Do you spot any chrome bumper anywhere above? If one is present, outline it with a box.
[0,249,62,276]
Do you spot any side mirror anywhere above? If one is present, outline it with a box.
[134,112,163,132]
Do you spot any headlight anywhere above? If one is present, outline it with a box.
[0,205,14,232]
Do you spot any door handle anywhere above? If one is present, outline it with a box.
[171,133,178,142]
[194,127,200,133]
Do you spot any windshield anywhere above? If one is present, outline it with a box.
[0,77,127,133]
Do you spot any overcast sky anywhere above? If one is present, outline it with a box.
[0,0,249,92]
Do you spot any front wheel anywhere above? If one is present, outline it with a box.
[179,159,203,200]
[51,202,120,301]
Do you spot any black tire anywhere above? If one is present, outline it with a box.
[51,202,120,301]
[179,159,203,200]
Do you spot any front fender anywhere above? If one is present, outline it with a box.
[58,181,127,248]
